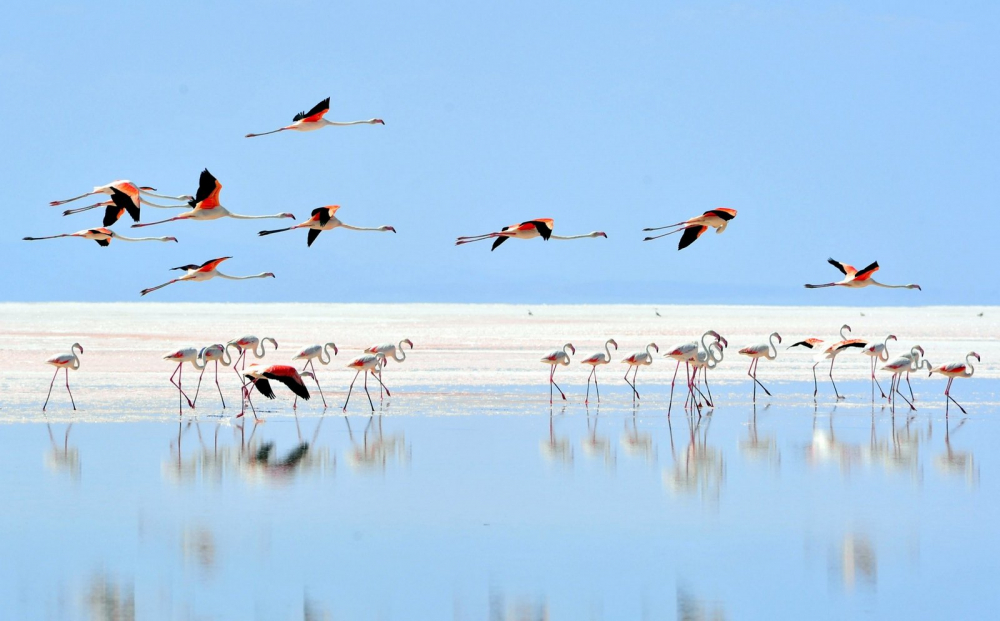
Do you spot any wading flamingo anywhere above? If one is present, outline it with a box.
[643,208,737,249]
[50,180,191,211]
[140,257,275,296]
[739,333,782,403]
[42,343,83,411]
[690,340,726,410]
[193,344,231,409]
[789,325,866,399]
[131,169,295,229]
[292,342,338,408]
[929,352,980,416]
[861,335,897,400]
[162,348,206,415]
[805,259,921,291]
[258,205,395,246]
[24,227,177,247]
[541,344,575,404]
[227,336,278,414]
[455,219,606,251]
[580,339,618,405]
[365,339,414,400]
[898,345,927,402]
[622,343,659,401]
[343,353,389,412]
[663,330,726,413]
[240,364,313,420]
[882,352,930,414]
[245,97,384,137]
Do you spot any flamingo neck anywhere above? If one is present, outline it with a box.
[964,354,977,377]
[767,333,780,360]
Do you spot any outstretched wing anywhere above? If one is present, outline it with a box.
[491,236,509,251]
[103,204,126,227]
[263,371,311,400]
[170,263,201,271]
[195,256,231,272]
[312,206,333,226]
[95,238,110,247]
[528,220,553,240]
[251,377,277,399]
[192,169,222,209]
[827,258,855,276]
[307,229,321,247]
[854,261,879,281]
[110,187,141,222]
[293,97,331,123]
[704,208,736,220]
[678,225,707,250]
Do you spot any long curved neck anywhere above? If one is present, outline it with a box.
[393,340,408,362]
[964,354,977,377]
[870,279,917,290]
[563,343,574,356]
[840,326,851,340]
[141,198,189,208]
[192,356,206,370]
[707,343,724,369]
[604,340,614,360]
[71,355,81,370]
[767,333,780,359]
[228,212,289,220]
[645,343,657,358]
[320,343,336,365]
[700,331,716,353]
[550,233,593,240]
[340,223,386,232]
[141,189,190,201]
[324,119,374,126]
[221,347,232,366]
[217,272,273,281]
[880,336,893,360]
[115,234,173,242]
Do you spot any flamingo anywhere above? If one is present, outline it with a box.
[455,219,607,250]
[861,335,897,400]
[929,352,980,416]
[642,208,737,248]
[227,335,278,414]
[343,353,389,412]
[240,364,313,419]
[690,339,726,410]
[131,169,295,229]
[139,257,275,296]
[162,348,206,414]
[42,343,83,411]
[60,186,192,221]
[292,342,339,408]
[882,352,929,413]
[50,180,191,211]
[805,259,921,291]
[789,325,866,399]
[580,339,618,405]
[365,338,414,400]
[193,344,231,409]
[663,330,726,412]
[898,345,927,402]
[541,343,575,404]
[258,205,395,246]
[245,97,384,137]
[24,227,177,246]
[738,332,782,403]
[622,343,659,401]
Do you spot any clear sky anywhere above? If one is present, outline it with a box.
[3,1,997,305]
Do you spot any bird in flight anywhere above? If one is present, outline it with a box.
[258,205,395,246]
[24,227,177,246]
[804,259,921,291]
[456,219,606,251]
[643,208,737,249]
[245,97,385,137]
[140,257,274,296]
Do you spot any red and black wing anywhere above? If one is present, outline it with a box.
[312,207,332,226]
[263,371,311,400]
[855,261,880,281]
[249,377,277,399]
[95,239,110,247]
[191,169,220,207]
[827,258,848,275]
[293,97,331,122]
[678,225,708,250]
[103,204,126,227]
[705,208,736,220]
[491,236,509,251]
[307,229,321,247]
[110,187,141,222]
[529,220,553,240]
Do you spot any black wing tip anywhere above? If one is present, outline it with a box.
[491,236,508,251]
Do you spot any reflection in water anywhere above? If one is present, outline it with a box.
[488,589,549,621]
[45,421,80,479]
[664,416,725,502]
[346,415,410,473]
[620,412,654,463]
[181,526,217,574]
[540,409,572,465]
[935,420,979,487]
[806,407,862,474]
[834,533,877,592]
[677,586,727,621]
[739,406,780,470]
[582,409,615,468]
[85,572,135,621]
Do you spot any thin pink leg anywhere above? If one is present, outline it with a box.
[42,367,60,411]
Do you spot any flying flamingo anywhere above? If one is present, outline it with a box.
[42,343,83,411]
[240,364,313,419]
[861,335,897,400]
[131,169,295,229]
[541,343,575,404]
[60,186,192,221]
[24,227,177,247]
[805,259,921,291]
[193,344,231,409]
[365,338,414,399]
[882,352,930,414]
[245,97,384,137]
[343,353,389,412]
[929,352,981,416]
[738,332,782,403]
[227,335,278,414]
[455,219,607,250]
[622,343,659,401]
[643,208,737,249]
[663,330,726,412]
[50,180,191,212]
[789,325,866,399]
[292,342,339,408]
[162,348,206,415]
[139,257,275,296]
[258,205,395,246]
[580,339,618,405]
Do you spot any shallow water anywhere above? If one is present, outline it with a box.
[2,304,998,619]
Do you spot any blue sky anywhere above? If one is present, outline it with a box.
[3,1,997,304]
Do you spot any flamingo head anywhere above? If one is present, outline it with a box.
[650,343,660,353]
[775,334,783,344]
[280,213,296,219]
[592,231,608,238]
[165,236,179,243]
[402,338,414,349]
[972,352,981,362]
[916,345,925,356]
[382,226,396,233]
[301,371,316,380]
[370,118,386,125]
[609,339,618,350]
[888,334,898,342]
[264,272,276,278]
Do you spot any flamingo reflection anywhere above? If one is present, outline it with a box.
[44,421,80,479]
[934,419,979,487]
[663,415,724,501]
[582,407,615,467]
[541,407,573,464]
[345,415,410,473]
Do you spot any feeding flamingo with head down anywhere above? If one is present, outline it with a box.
[245,97,384,137]
[738,333,782,403]
[42,343,83,411]
[789,325,866,400]
[861,335,897,401]
[240,364,313,420]
[455,219,606,250]
[292,342,339,409]
[622,343,659,402]
[541,343,575,404]
[258,205,395,246]
[343,353,389,413]
[663,330,726,412]
[580,339,618,405]
[882,350,930,414]
[227,336,278,414]
[139,257,275,296]
[643,208,737,248]
[929,352,980,416]
[805,259,921,291]
[690,339,726,411]
[162,348,205,415]
[193,344,232,409]
[365,339,414,400]
[131,169,295,229]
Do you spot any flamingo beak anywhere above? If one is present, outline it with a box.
[375,119,385,125]
[387,226,396,233]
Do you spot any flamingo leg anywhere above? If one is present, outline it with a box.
[363,371,375,411]
[594,368,600,403]
[702,366,714,407]
[632,366,641,400]
[751,358,771,397]
[309,360,327,408]
[65,368,76,411]
[343,369,361,412]
[668,360,681,413]
[905,371,916,402]
[42,367,60,411]
[584,367,594,405]
[370,368,391,398]
[893,375,915,411]
[944,376,966,415]
[811,362,819,397]
[749,360,757,402]
[624,367,637,401]
[549,365,554,404]
[829,357,844,400]
[193,363,207,407]
[241,381,259,420]
[551,366,566,401]
[214,362,226,409]
[870,358,887,400]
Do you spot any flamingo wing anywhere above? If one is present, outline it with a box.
[789,339,821,349]
[110,187,141,222]
[103,204,127,227]
[251,377,277,399]
[854,261,880,281]
[312,207,333,226]
[705,208,736,220]
[307,229,321,247]
[95,238,110,247]
[528,219,553,240]
[678,225,707,250]
[827,258,856,276]
[293,97,331,123]
[262,367,310,400]
[491,236,508,251]
[192,169,222,209]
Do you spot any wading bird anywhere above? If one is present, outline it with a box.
[245,97,384,137]
[663,331,726,412]
[789,325,866,399]
[455,219,607,251]
[292,342,338,408]
[258,205,395,246]
[343,353,389,412]
[580,339,618,405]
[739,333,782,403]
[690,340,726,410]
[898,345,927,402]
[805,259,921,291]
[365,338,413,399]
[622,343,659,401]
[861,335,897,401]
[42,343,83,411]
[140,257,275,296]
[882,353,930,414]
[24,227,177,247]
[131,170,295,229]
[541,343,575,404]
[227,335,278,414]
[50,180,191,211]
[929,352,980,416]
[194,344,231,409]
[643,208,737,249]
[162,348,206,415]
[240,364,314,419]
